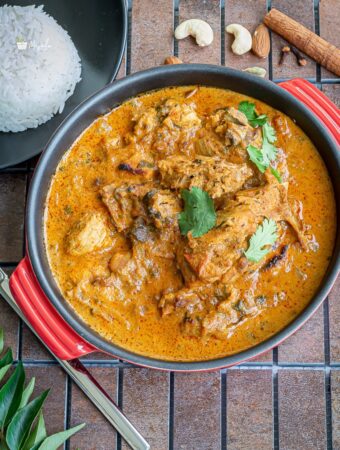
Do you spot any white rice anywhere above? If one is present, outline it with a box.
[0,4,82,132]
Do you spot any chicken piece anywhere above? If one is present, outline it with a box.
[129,217,156,243]
[195,130,226,156]
[235,174,307,248]
[209,107,261,149]
[179,215,254,283]
[159,283,259,339]
[202,290,259,338]
[101,182,181,261]
[65,212,111,256]
[210,107,247,128]
[109,251,132,273]
[144,189,181,228]
[129,99,201,151]
[101,183,151,232]
[159,99,201,129]
[133,107,159,139]
[153,100,202,156]
[159,283,210,317]
[222,127,263,166]
[129,216,180,260]
[179,177,307,283]
[158,155,252,199]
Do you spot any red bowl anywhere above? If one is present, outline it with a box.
[10,66,340,371]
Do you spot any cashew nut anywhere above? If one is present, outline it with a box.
[175,19,214,47]
[226,24,252,55]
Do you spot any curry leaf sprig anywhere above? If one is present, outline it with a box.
[0,329,85,450]
[244,218,278,262]
[238,101,282,183]
[178,187,217,238]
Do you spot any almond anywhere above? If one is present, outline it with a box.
[164,56,183,65]
[252,24,270,58]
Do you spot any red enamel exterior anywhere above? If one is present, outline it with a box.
[9,257,97,359]
[278,79,340,144]
[9,78,340,364]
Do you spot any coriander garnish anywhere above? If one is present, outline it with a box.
[244,218,278,262]
[238,101,267,127]
[178,187,216,238]
[239,101,282,182]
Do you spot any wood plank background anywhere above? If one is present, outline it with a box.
[0,1,339,449]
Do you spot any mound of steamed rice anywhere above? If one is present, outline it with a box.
[0,4,81,133]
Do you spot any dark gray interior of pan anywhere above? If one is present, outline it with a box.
[0,0,127,169]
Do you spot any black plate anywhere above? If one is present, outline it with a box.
[0,0,127,169]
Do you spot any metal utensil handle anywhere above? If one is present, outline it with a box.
[0,268,150,450]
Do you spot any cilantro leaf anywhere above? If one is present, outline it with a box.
[254,114,268,127]
[270,167,282,183]
[246,145,267,173]
[238,101,256,120]
[178,187,216,238]
[240,102,282,183]
[244,218,278,262]
[238,101,267,127]
[262,122,277,144]
[262,138,277,164]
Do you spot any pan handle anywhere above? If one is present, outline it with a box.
[279,78,340,145]
[9,257,97,360]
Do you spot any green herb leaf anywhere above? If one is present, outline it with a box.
[238,101,267,127]
[0,349,13,384]
[0,362,25,429]
[19,378,36,410]
[178,187,216,238]
[270,167,282,183]
[254,114,268,127]
[240,102,280,179]
[22,412,46,450]
[6,390,49,450]
[37,423,85,450]
[262,138,277,164]
[244,219,278,262]
[0,349,13,371]
[246,145,267,173]
[238,101,256,120]
[0,364,12,383]
[262,122,277,144]
[0,329,85,448]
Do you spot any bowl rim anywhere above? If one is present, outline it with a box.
[26,64,340,370]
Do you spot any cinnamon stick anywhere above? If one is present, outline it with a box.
[264,8,340,76]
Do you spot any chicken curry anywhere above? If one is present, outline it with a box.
[45,86,336,361]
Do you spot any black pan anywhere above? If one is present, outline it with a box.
[12,65,340,371]
[0,0,127,169]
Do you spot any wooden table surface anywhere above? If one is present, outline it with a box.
[0,1,339,449]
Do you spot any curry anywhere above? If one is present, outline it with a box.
[44,86,336,361]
